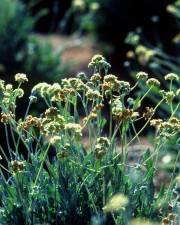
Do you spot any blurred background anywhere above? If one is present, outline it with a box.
[0,0,179,83]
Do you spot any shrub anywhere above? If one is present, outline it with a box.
[0,56,179,224]
[0,0,67,83]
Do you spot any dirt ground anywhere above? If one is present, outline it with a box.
[37,34,101,73]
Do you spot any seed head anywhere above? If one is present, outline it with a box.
[11,160,25,173]
[45,107,58,117]
[164,91,175,103]
[143,107,154,120]
[150,119,163,127]
[65,123,82,137]
[136,71,149,80]
[86,88,102,100]
[15,73,28,83]
[90,73,101,83]
[146,78,160,87]
[0,112,14,124]
[165,73,179,81]
[104,74,118,83]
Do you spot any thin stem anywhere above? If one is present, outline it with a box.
[33,143,51,187]
[5,125,13,160]
[113,98,164,161]
[109,92,113,139]
[165,150,180,201]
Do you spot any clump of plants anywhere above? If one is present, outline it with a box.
[0,56,179,225]
[125,0,180,113]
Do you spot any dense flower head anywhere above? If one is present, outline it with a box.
[112,98,123,115]
[11,160,25,173]
[65,123,82,138]
[15,73,28,83]
[136,71,149,80]
[45,107,58,117]
[104,74,118,83]
[97,137,110,147]
[88,54,111,71]
[113,108,139,121]
[164,73,179,81]
[91,54,105,63]
[166,91,175,103]
[48,83,61,95]
[150,117,180,138]
[150,119,163,127]
[95,136,110,159]
[119,81,131,95]
[90,73,101,83]
[0,112,15,124]
[143,107,154,120]
[31,82,51,97]
[18,115,42,131]
[146,78,160,87]
[42,114,65,135]
[86,88,102,100]
[6,84,13,92]
[103,75,119,94]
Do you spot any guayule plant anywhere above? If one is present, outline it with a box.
[0,56,179,225]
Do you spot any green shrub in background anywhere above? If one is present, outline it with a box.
[0,56,179,224]
[60,0,101,34]
[0,0,67,83]
[125,0,180,115]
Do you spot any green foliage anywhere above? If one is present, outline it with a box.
[0,57,179,224]
[0,0,67,82]
[61,0,101,34]
[125,0,180,115]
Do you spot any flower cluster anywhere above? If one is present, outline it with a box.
[15,73,28,83]
[11,160,25,173]
[95,137,110,159]
[150,117,180,138]
[112,98,138,121]
[136,71,149,80]
[143,107,154,120]
[146,78,160,87]
[65,123,82,139]
[164,73,179,81]
[88,54,111,72]
[18,115,42,131]
[0,112,15,124]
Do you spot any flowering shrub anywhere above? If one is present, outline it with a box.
[0,56,179,224]
[125,0,180,116]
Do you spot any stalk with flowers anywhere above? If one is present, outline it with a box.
[0,55,179,225]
